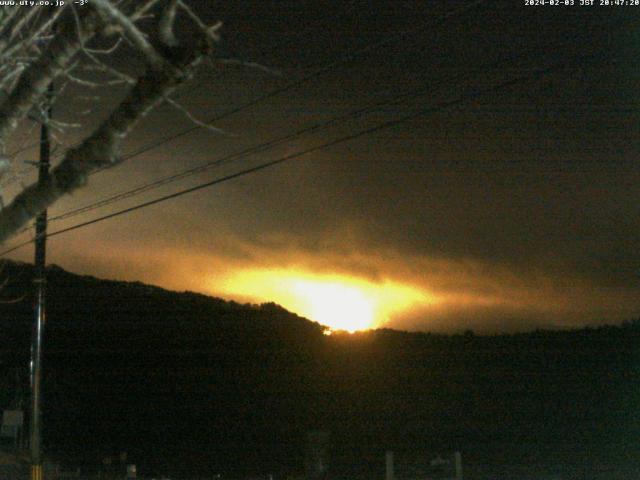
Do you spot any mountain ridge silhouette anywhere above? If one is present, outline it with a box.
[0,260,638,478]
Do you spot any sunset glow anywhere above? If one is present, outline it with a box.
[216,269,433,332]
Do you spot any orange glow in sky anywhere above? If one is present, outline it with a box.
[216,268,434,332]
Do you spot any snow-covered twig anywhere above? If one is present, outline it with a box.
[164,96,231,136]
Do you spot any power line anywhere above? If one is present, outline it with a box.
[41,40,559,227]
[85,0,487,174]
[7,0,490,235]
[0,52,586,258]
[41,5,628,229]
[0,73,510,242]
[8,0,486,178]
[1,0,488,237]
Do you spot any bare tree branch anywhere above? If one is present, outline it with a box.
[91,0,165,69]
[159,0,179,47]
[218,58,282,77]
[0,0,230,244]
[0,1,219,244]
[0,8,31,54]
[2,7,64,60]
[164,96,230,136]
[0,8,102,154]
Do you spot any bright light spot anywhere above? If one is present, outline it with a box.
[215,268,435,332]
[290,279,375,332]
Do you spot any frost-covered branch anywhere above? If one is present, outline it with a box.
[91,0,165,69]
[0,0,221,243]
[0,6,101,153]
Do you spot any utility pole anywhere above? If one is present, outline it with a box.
[30,85,52,480]
[385,451,394,480]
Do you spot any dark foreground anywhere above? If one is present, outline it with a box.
[0,262,638,479]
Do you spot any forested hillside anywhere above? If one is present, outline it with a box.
[0,261,638,478]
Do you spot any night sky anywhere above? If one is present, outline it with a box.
[3,0,639,333]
